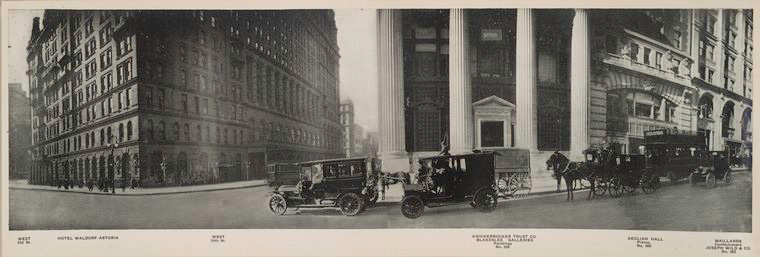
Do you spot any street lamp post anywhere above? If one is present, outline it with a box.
[107,135,119,194]
[245,161,251,181]
[160,158,167,186]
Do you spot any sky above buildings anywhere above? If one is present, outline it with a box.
[6,9,380,132]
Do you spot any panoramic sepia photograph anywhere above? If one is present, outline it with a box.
[5,8,753,231]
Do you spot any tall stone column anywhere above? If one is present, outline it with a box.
[377,9,408,173]
[449,9,474,153]
[570,9,591,161]
[515,9,538,152]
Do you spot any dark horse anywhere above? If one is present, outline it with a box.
[546,151,596,201]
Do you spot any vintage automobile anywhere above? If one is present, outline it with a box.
[267,157,381,216]
[399,151,499,219]
[689,151,732,188]
[265,163,301,187]
[643,129,711,183]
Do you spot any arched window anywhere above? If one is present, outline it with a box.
[173,122,180,142]
[216,127,221,143]
[127,121,133,140]
[184,123,190,142]
[107,127,112,144]
[159,121,166,140]
[119,123,125,142]
[698,94,714,119]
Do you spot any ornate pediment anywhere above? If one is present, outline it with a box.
[473,95,515,109]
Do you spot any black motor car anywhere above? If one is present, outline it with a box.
[399,152,499,219]
[267,157,380,216]
[643,129,711,183]
[689,151,732,188]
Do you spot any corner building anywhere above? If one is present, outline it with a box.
[27,10,342,187]
[376,9,752,191]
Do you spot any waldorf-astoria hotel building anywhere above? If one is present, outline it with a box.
[376,9,753,178]
[27,10,342,186]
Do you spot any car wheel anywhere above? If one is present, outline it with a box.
[400,195,425,219]
[268,194,288,215]
[473,189,498,212]
[338,193,365,216]
[608,178,623,198]
[689,173,698,187]
[724,170,732,185]
[705,173,717,189]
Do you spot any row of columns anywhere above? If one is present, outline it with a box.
[377,9,593,172]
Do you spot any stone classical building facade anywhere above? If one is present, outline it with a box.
[26,10,342,187]
[376,9,753,183]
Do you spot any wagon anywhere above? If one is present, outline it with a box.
[399,151,498,219]
[485,148,532,198]
[267,157,381,216]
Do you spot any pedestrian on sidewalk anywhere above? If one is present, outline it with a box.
[130,178,136,190]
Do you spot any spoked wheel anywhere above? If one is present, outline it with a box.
[497,178,509,195]
[623,184,636,193]
[473,189,498,212]
[400,195,425,219]
[593,179,608,197]
[268,194,288,215]
[640,175,657,194]
[723,170,732,185]
[608,177,624,198]
[338,193,365,216]
[689,173,698,187]
[705,173,717,189]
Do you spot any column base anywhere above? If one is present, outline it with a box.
[378,151,410,174]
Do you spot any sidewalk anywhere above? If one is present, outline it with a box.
[9,179,268,196]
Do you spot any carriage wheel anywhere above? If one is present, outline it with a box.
[608,178,624,198]
[689,173,698,187]
[508,175,520,195]
[705,173,717,189]
[268,194,288,215]
[723,170,732,185]
[623,184,636,193]
[338,193,365,216]
[400,195,425,219]
[473,189,498,212]
[640,175,657,194]
[497,178,509,195]
[593,179,607,196]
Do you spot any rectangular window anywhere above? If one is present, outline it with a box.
[158,89,165,110]
[194,96,200,113]
[125,87,131,106]
[202,98,208,114]
[182,94,188,113]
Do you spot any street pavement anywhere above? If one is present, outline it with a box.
[8,171,751,232]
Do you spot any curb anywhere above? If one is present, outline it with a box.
[9,183,269,196]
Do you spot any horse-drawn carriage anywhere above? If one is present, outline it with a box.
[546,144,657,200]
[267,157,381,216]
[399,152,499,219]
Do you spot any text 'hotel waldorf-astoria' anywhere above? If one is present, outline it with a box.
[376,9,753,186]
[26,10,343,187]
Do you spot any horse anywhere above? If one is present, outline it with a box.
[546,151,596,201]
